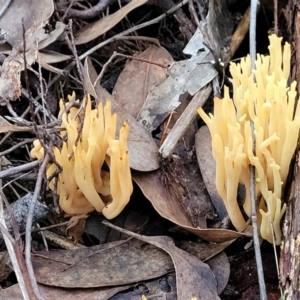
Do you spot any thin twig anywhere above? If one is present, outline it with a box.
[25,155,49,300]
[0,160,41,180]
[57,0,113,20]
[249,0,267,299]
[0,139,35,157]
[273,0,278,35]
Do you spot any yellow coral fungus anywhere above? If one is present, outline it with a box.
[31,94,133,219]
[198,34,299,244]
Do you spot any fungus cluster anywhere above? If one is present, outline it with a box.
[198,35,300,244]
[31,93,133,219]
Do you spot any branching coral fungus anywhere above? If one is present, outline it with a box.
[198,34,300,244]
[30,93,133,219]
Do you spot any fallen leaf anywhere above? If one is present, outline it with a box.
[176,240,231,295]
[38,50,71,64]
[113,46,173,117]
[38,22,66,50]
[32,240,173,288]
[75,0,149,45]
[83,57,160,171]
[103,222,220,299]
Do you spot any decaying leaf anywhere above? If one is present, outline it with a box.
[32,240,173,288]
[38,50,71,64]
[177,241,231,295]
[83,57,160,171]
[113,46,173,117]
[75,0,149,45]
[103,223,220,299]
[38,50,71,75]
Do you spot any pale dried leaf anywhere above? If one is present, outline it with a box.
[75,0,148,45]
[38,50,71,64]
[39,61,66,75]
[0,0,54,47]
[113,46,173,117]
[38,22,66,50]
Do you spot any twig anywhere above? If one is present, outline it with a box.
[25,155,49,300]
[273,0,278,35]
[188,0,200,27]
[249,1,267,299]
[0,139,35,157]
[250,0,258,70]
[57,0,114,20]
[64,20,84,84]
[0,160,41,179]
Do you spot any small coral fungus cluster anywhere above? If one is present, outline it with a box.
[31,93,133,219]
[198,35,300,244]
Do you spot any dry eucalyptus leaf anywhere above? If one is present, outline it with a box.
[38,50,71,64]
[0,283,133,300]
[113,46,173,117]
[195,126,228,220]
[32,240,173,288]
[177,241,231,295]
[0,116,31,133]
[104,225,219,300]
[75,0,148,45]
[0,0,54,47]
[133,169,251,242]
[38,50,71,74]
[83,57,159,171]
[38,21,66,50]
[137,51,217,131]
